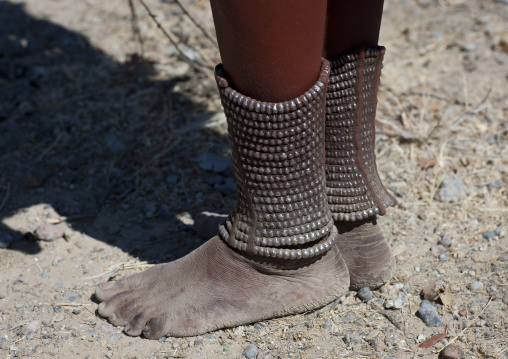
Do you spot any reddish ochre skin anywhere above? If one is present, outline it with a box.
[210,0,328,102]
[210,0,385,102]
[323,0,385,59]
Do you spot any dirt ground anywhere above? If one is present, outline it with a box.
[1,0,507,358]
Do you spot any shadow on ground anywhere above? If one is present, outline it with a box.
[0,1,231,263]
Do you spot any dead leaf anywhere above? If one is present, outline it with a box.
[419,331,448,349]
[418,157,438,169]
[439,290,454,306]
[422,283,439,301]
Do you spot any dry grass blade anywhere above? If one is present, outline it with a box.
[441,297,493,351]
[128,0,145,56]
[137,0,213,74]
[173,0,217,48]
[0,183,10,212]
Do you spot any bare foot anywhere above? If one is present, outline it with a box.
[95,233,349,338]
[335,217,395,290]
[194,211,395,290]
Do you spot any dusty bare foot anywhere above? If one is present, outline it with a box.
[95,233,349,338]
[335,217,395,290]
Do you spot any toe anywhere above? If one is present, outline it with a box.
[142,317,168,340]
[97,290,139,321]
[124,312,148,336]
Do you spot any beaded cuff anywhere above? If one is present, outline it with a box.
[325,47,397,221]
[215,59,337,259]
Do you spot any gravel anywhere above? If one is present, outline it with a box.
[482,230,496,240]
[417,300,444,327]
[357,287,372,301]
[469,281,484,291]
[243,344,258,358]
[435,178,467,202]
[439,343,466,359]
[34,224,64,242]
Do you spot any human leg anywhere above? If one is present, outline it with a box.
[95,0,349,338]
[323,0,397,289]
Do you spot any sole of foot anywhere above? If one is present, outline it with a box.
[95,231,349,338]
[335,217,396,290]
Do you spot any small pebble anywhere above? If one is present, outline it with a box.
[144,202,157,218]
[371,340,387,352]
[243,344,258,358]
[439,252,448,261]
[35,224,64,242]
[495,226,507,238]
[357,287,372,301]
[416,334,426,343]
[439,343,466,359]
[482,230,496,240]
[417,299,444,327]
[460,43,478,52]
[0,291,6,299]
[435,178,467,203]
[0,232,14,248]
[469,281,484,291]
[65,291,82,302]
[24,320,41,333]
[438,235,452,248]
[458,309,467,317]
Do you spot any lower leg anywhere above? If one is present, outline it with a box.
[323,0,396,289]
[323,0,384,58]
[95,0,350,338]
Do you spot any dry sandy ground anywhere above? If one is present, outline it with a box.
[0,0,507,358]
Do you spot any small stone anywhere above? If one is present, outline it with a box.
[460,43,478,52]
[35,224,64,242]
[495,226,507,238]
[193,339,204,346]
[0,291,5,299]
[233,326,244,336]
[482,230,496,240]
[144,202,157,218]
[0,232,14,248]
[96,321,114,334]
[439,343,466,359]
[24,320,41,333]
[243,344,258,358]
[52,257,63,267]
[416,334,426,343]
[458,309,467,317]
[371,340,387,352]
[469,281,484,291]
[357,287,372,301]
[439,253,448,261]
[72,309,81,315]
[438,235,452,248]
[65,291,82,302]
[435,178,467,203]
[417,299,445,327]
[431,244,447,256]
